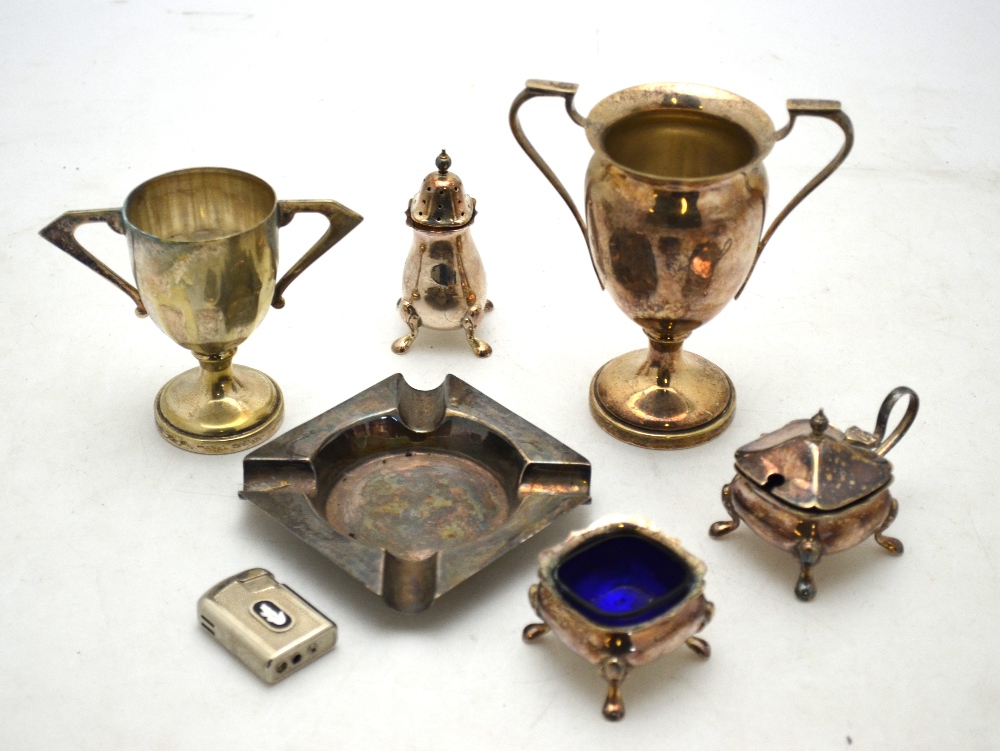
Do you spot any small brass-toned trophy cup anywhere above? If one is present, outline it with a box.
[40,167,362,454]
[511,81,853,448]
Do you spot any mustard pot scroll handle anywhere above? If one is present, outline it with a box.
[870,386,919,457]
[735,99,855,298]
[39,209,147,317]
[845,386,919,456]
[508,80,604,289]
[273,200,363,309]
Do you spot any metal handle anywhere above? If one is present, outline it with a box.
[509,79,603,289]
[735,99,854,298]
[273,200,363,308]
[39,209,147,317]
[871,386,919,457]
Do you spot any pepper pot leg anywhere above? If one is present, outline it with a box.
[391,299,422,354]
[462,303,492,358]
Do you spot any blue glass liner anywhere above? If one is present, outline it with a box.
[553,531,694,627]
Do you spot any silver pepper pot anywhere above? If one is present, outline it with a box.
[392,150,493,357]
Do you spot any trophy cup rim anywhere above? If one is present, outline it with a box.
[583,82,778,186]
[122,166,278,243]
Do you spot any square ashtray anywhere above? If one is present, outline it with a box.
[240,374,591,612]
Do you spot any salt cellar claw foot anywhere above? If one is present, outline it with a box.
[523,517,713,721]
[710,386,919,601]
[392,150,493,358]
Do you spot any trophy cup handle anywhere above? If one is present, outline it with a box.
[39,209,147,317]
[272,200,364,308]
[735,100,854,298]
[509,80,604,289]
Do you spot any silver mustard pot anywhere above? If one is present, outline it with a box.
[710,386,919,600]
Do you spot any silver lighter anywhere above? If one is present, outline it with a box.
[198,568,337,684]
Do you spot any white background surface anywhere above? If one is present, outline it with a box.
[1,0,997,748]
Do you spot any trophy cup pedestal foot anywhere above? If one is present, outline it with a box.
[154,363,284,454]
[589,348,735,449]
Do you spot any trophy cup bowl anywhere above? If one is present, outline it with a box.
[40,167,362,453]
[511,81,853,448]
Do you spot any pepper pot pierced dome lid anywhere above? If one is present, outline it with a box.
[733,387,919,512]
[408,150,476,228]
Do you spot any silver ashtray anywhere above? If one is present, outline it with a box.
[241,374,591,612]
